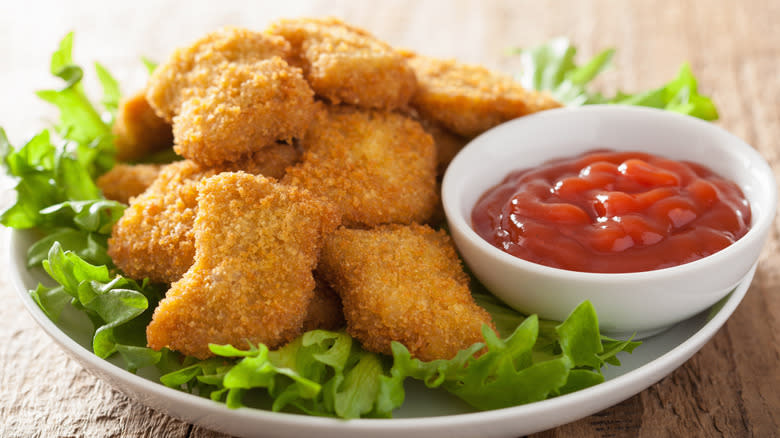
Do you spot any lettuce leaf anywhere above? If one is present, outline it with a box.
[31,242,164,371]
[386,301,637,410]
[159,331,403,419]
[1,33,123,266]
[141,57,158,75]
[513,37,718,120]
[514,37,615,106]
[95,62,120,125]
[34,32,116,177]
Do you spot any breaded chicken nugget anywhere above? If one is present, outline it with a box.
[146,27,293,121]
[319,224,494,361]
[146,172,340,359]
[112,90,173,162]
[405,53,561,137]
[108,161,208,284]
[267,17,417,110]
[283,104,437,227]
[302,279,345,332]
[172,58,315,166]
[108,148,299,284]
[96,163,163,204]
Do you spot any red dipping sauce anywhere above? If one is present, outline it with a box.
[472,150,751,273]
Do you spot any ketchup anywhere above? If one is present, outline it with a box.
[471,150,751,273]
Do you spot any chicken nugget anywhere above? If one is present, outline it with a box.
[405,53,561,137]
[108,160,209,284]
[112,90,173,162]
[267,17,417,110]
[96,163,163,204]
[108,149,299,284]
[282,104,437,227]
[146,27,293,121]
[319,224,494,361]
[146,172,340,359]
[172,58,315,166]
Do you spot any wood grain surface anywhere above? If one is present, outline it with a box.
[1,1,778,437]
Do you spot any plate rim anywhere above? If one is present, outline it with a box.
[6,227,752,436]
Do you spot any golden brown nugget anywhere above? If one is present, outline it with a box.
[267,17,417,110]
[96,163,163,204]
[112,90,173,162]
[172,58,315,166]
[283,104,437,227]
[108,150,299,284]
[108,161,209,284]
[319,224,495,361]
[146,27,293,121]
[405,53,561,137]
[146,172,340,359]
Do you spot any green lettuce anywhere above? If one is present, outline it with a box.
[512,37,718,120]
[0,127,125,266]
[1,33,123,267]
[141,56,158,75]
[386,301,638,410]
[160,332,402,418]
[31,242,164,371]
[35,32,117,177]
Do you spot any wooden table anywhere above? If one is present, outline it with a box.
[1,1,777,436]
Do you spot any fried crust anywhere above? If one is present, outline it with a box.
[107,161,209,284]
[146,172,340,359]
[405,53,562,137]
[112,90,173,162]
[146,27,293,121]
[96,163,163,204]
[267,17,417,110]
[282,104,437,227]
[172,58,315,167]
[107,148,301,284]
[318,224,495,361]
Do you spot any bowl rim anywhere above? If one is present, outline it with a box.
[441,105,778,281]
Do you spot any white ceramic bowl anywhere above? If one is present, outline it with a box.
[442,105,777,338]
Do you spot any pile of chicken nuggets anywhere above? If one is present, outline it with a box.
[99,17,560,361]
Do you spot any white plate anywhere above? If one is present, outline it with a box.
[8,228,753,437]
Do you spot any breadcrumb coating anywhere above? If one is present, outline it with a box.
[283,104,437,227]
[108,147,301,284]
[145,27,315,166]
[96,163,163,204]
[112,90,173,162]
[146,172,340,359]
[267,17,417,110]
[172,58,315,166]
[146,27,293,121]
[405,53,562,137]
[318,224,495,361]
[108,161,209,284]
